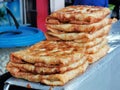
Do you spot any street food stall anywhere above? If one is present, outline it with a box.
[0,0,120,90]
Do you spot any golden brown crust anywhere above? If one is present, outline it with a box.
[7,56,86,74]
[46,5,110,24]
[46,25,111,40]
[10,41,85,65]
[87,45,110,64]
[75,36,106,48]
[44,33,61,41]
[85,38,107,54]
[69,18,117,24]
[46,18,114,33]
[6,61,89,86]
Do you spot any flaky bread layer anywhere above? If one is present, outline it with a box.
[7,56,87,74]
[46,18,116,33]
[85,38,108,54]
[46,5,110,24]
[10,41,85,65]
[6,61,89,86]
[47,25,111,40]
[87,45,110,64]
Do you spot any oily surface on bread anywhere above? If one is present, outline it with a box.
[74,36,106,48]
[85,38,107,54]
[47,25,111,40]
[7,56,86,74]
[10,41,85,65]
[46,18,114,33]
[6,61,89,86]
[46,5,110,24]
[87,45,110,64]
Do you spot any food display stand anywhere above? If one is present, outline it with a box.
[1,20,120,90]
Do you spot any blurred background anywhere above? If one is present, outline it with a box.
[0,0,119,28]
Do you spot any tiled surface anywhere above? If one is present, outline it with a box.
[0,47,27,75]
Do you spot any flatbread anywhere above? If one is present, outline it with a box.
[44,33,61,41]
[74,36,106,48]
[86,38,107,54]
[69,17,117,24]
[46,18,115,33]
[87,45,110,64]
[7,56,86,74]
[45,32,108,44]
[10,41,85,65]
[46,5,110,24]
[47,25,111,40]
[6,61,89,86]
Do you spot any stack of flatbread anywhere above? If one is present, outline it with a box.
[6,5,117,86]
[6,41,89,86]
[45,5,117,63]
